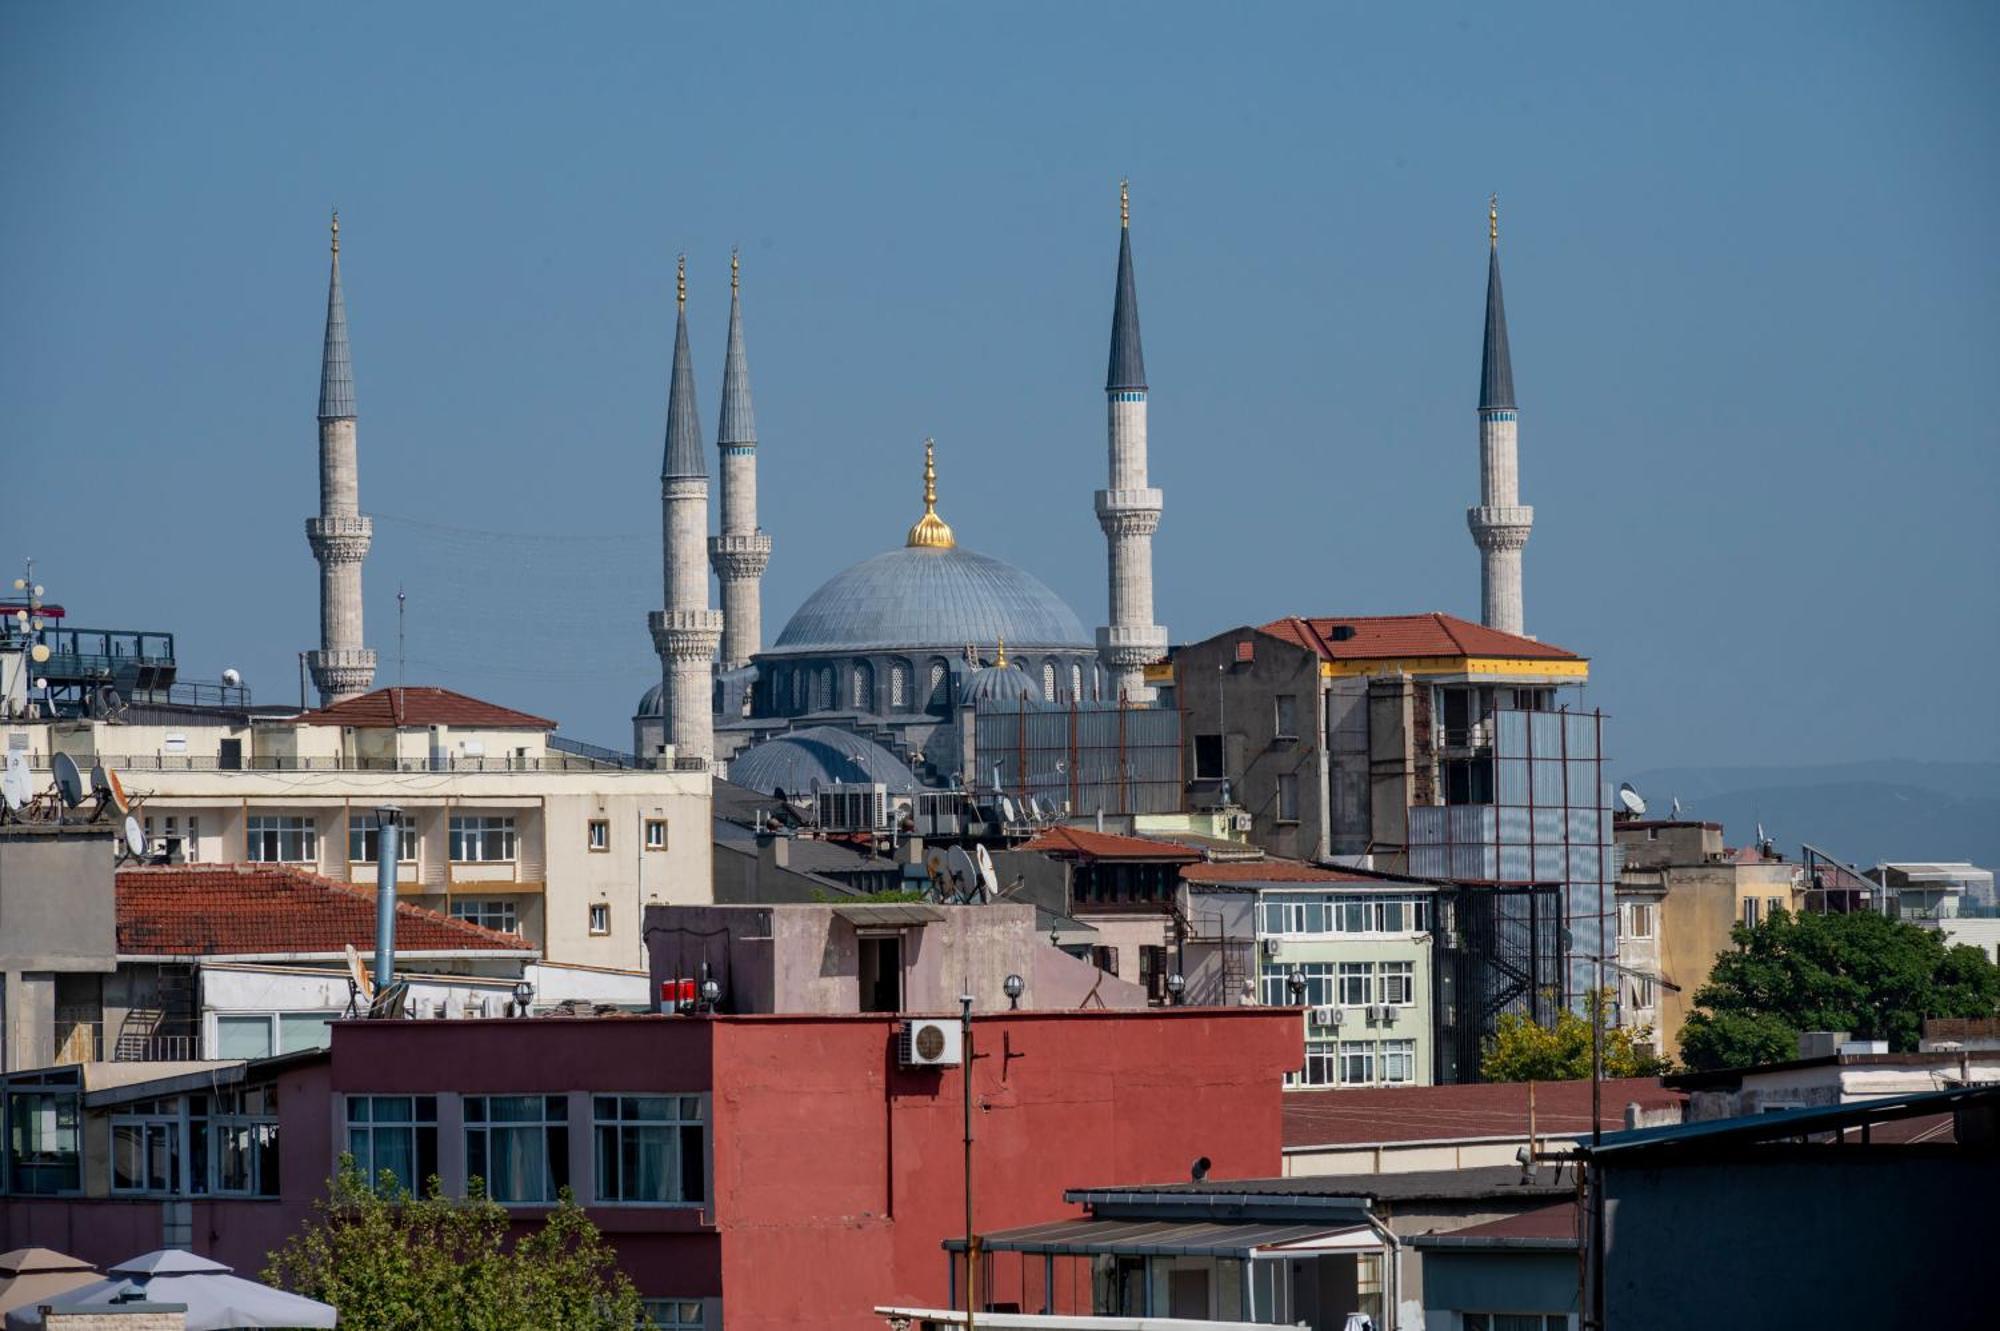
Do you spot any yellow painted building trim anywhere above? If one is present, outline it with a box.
[1317,655,1590,681]
[1143,662,1175,684]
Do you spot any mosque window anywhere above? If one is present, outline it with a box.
[889,662,909,710]
[789,670,802,713]
[852,662,874,711]
[928,660,948,709]
[813,667,834,712]
[1070,664,1083,703]
[1042,662,1058,701]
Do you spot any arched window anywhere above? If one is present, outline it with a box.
[1070,663,1083,703]
[928,659,950,711]
[812,666,834,712]
[789,669,802,713]
[1042,661,1058,701]
[889,661,910,710]
[852,661,874,712]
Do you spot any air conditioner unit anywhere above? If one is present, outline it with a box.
[1309,1005,1342,1028]
[1382,1005,1400,1026]
[1368,1004,1386,1023]
[897,1017,964,1068]
[1261,938,1283,959]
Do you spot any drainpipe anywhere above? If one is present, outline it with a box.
[374,805,403,991]
[1363,1213,1402,1330]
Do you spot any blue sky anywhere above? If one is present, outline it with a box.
[3,2,1995,766]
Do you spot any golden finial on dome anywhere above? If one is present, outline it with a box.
[330,209,340,256]
[1489,194,1498,247]
[995,636,1008,668]
[906,437,956,549]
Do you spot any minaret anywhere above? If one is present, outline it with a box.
[709,250,771,671]
[305,211,377,707]
[1467,195,1533,636]
[1095,179,1167,704]
[647,255,724,763]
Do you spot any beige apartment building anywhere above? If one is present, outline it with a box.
[7,686,711,974]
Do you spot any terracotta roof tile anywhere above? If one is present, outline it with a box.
[1259,613,1582,663]
[299,686,556,730]
[116,864,532,957]
[1283,1077,1684,1149]
[1015,826,1202,862]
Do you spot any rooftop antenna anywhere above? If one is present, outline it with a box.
[397,585,407,688]
[1670,795,1683,819]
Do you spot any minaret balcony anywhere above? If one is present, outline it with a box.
[305,514,373,562]
[1097,624,1168,668]
[1467,504,1534,551]
[1094,487,1164,517]
[708,532,772,580]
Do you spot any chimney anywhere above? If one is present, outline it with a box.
[374,805,403,992]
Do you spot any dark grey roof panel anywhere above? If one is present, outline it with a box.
[770,545,1090,654]
[716,285,757,447]
[1106,226,1147,392]
[948,1217,1372,1259]
[318,249,355,420]
[662,307,706,479]
[1479,246,1515,411]
[725,725,921,796]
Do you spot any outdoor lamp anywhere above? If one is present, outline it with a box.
[1004,973,1025,1009]
[700,977,722,1006]
[1286,969,1307,1003]
[1166,972,1186,1005]
[512,979,534,1014]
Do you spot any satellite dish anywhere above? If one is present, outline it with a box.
[998,795,1018,825]
[1616,783,1647,817]
[51,753,86,808]
[974,843,999,898]
[102,766,130,815]
[1670,796,1683,819]
[925,850,949,889]
[946,846,978,900]
[345,943,376,1003]
[123,815,146,859]
[221,668,243,688]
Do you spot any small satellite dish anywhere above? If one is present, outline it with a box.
[345,943,376,1003]
[974,843,999,898]
[51,753,86,808]
[1756,822,1769,846]
[946,845,978,899]
[101,766,130,815]
[1616,783,1647,817]
[1670,796,1683,819]
[997,795,1018,825]
[925,850,949,888]
[123,815,146,859]
[221,667,243,688]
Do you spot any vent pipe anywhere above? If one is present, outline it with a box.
[374,805,403,991]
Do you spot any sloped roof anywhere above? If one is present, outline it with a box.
[1259,613,1581,662]
[1016,826,1201,863]
[116,864,533,957]
[1283,1077,1684,1150]
[299,686,555,730]
[1180,860,1381,886]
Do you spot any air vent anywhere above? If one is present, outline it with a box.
[1329,625,1356,642]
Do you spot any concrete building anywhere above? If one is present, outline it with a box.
[1,825,119,1074]
[0,1007,1301,1331]
[1611,820,1802,1057]
[998,827,1201,1001]
[1869,860,1995,918]
[1666,1034,1999,1118]
[5,687,711,974]
[1096,181,1168,704]
[303,212,376,707]
[709,252,773,675]
[1467,199,1532,637]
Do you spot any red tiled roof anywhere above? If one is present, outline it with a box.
[1283,1077,1685,1149]
[1434,1201,1579,1243]
[1181,860,1378,885]
[1015,826,1203,862]
[1259,613,1581,663]
[299,686,556,730]
[116,864,533,957]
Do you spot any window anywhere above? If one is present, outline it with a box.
[851,663,872,711]
[592,1095,705,1204]
[1276,773,1299,822]
[450,815,516,863]
[641,1301,707,1331]
[246,815,316,863]
[451,899,518,934]
[1338,1041,1376,1086]
[1743,896,1761,927]
[1042,661,1058,700]
[859,935,903,1013]
[587,819,610,853]
[1625,903,1655,939]
[1070,663,1083,702]
[1379,961,1416,1006]
[1462,1316,1567,1331]
[1291,1038,1338,1088]
[465,1095,569,1205]
[1381,1039,1418,1084]
[1337,963,1374,1007]
[889,661,909,710]
[213,1011,335,1060]
[1767,895,1784,919]
[111,1107,181,1194]
[1273,695,1298,739]
[1626,974,1656,1011]
[1091,945,1121,977]
[210,1086,281,1197]
[1193,733,1224,780]
[1259,962,1334,1007]
[6,1089,82,1194]
[348,817,417,864]
[589,903,611,936]
[928,660,948,708]
[217,1014,275,1060]
[142,814,201,861]
[346,1095,439,1194]
[645,818,668,851]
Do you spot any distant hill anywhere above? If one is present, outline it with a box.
[1616,761,2000,871]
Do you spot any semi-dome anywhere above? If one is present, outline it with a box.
[726,725,921,796]
[772,545,1089,655]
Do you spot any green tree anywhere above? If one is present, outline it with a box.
[1679,909,2000,1071]
[266,1160,644,1331]
[1480,990,1672,1082]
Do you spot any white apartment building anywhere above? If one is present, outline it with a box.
[7,686,711,974]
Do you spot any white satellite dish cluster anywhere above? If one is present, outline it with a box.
[2,747,153,861]
[926,842,1000,904]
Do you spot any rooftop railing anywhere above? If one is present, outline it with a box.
[21,751,705,775]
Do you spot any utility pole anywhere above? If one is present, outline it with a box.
[961,992,978,1331]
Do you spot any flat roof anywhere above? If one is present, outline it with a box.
[1284,1077,1683,1150]
[1073,1164,1571,1206]
[945,1217,1378,1259]
[1577,1084,1997,1159]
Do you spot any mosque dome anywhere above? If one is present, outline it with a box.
[963,643,1042,706]
[636,681,663,717]
[726,725,921,796]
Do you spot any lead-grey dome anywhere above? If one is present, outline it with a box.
[964,662,1041,706]
[726,725,920,795]
[771,545,1089,655]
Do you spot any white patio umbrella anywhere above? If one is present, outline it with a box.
[4,1249,335,1329]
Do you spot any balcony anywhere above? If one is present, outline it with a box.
[53,1016,201,1064]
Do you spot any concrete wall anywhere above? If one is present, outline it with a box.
[1601,1152,2000,1330]
[1,827,119,1072]
[1170,630,1326,861]
[1422,1249,1578,1327]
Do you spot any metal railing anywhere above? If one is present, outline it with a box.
[52,1019,202,1064]
[547,735,637,768]
[22,752,671,775]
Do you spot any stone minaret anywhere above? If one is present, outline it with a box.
[709,251,771,671]
[1095,180,1167,704]
[305,211,377,706]
[648,256,723,763]
[1467,196,1533,636]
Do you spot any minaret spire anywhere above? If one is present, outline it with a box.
[1467,195,1532,635]
[305,209,375,706]
[710,247,772,670]
[1096,179,1166,702]
[646,253,723,765]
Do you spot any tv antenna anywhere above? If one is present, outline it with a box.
[397,585,407,687]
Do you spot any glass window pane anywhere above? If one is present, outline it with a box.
[217,1016,274,1060]
[279,1013,334,1053]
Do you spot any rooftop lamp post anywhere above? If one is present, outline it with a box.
[1286,969,1307,1004]
[1003,974,1024,1010]
[1166,972,1186,1006]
